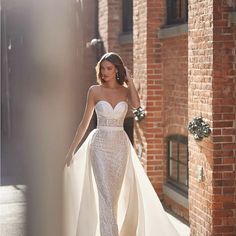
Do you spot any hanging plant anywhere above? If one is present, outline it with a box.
[133,107,146,121]
[188,117,211,141]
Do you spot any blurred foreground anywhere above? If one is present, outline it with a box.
[0,185,190,236]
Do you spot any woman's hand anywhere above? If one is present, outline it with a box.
[124,66,140,108]
[64,150,75,167]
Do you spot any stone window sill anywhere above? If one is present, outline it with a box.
[158,23,188,39]
[163,183,189,209]
[119,32,133,44]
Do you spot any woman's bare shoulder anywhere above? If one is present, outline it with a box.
[87,85,103,100]
[88,84,102,93]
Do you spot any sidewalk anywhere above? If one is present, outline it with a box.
[0,185,190,236]
[0,185,26,236]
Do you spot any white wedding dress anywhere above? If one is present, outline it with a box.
[63,100,180,236]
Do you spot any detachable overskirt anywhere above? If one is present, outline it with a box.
[63,129,180,236]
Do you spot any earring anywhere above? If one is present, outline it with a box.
[116,72,120,80]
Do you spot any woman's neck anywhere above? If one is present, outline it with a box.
[102,81,120,89]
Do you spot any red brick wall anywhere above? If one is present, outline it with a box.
[188,0,215,234]
[212,1,236,235]
[107,0,121,52]
[98,1,236,233]
[134,1,189,221]
[98,0,109,50]
[134,1,189,217]
[146,0,167,192]
[162,35,188,138]
[189,0,236,235]
[98,0,133,70]
[133,0,148,169]
[161,33,189,220]
[134,0,167,194]
[119,43,133,72]
[232,13,236,236]
[98,0,122,52]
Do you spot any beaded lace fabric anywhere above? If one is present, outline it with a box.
[90,101,129,236]
[63,100,180,236]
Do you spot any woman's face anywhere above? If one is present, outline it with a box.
[100,60,117,82]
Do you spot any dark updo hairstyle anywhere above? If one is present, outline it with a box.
[95,52,126,85]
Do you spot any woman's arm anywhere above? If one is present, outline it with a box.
[125,67,140,109]
[65,86,96,166]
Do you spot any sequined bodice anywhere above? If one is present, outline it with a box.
[95,100,128,128]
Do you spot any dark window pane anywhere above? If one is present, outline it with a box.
[122,0,133,33]
[169,140,178,160]
[167,0,188,25]
[169,159,178,180]
[179,163,188,186]
[179,143,188,164]
[167,135,188,195]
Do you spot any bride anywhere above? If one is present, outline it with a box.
[63,52,180,236]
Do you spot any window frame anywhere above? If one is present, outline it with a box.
[167,135,189,196]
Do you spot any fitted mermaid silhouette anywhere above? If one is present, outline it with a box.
[63,100,180,236]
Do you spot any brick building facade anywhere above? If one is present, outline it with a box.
[97,0,236,235]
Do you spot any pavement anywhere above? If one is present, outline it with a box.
[0,185,26,236]
[0,185,190,236]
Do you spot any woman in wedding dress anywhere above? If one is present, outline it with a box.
[63,52,180,236]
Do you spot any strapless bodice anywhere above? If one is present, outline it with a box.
[95,100,128,129]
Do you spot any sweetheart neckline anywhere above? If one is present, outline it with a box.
[95,100,127,110]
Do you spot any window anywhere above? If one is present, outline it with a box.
[167,0,188,25]
[122,0,133,33]
[167,135,188,195]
